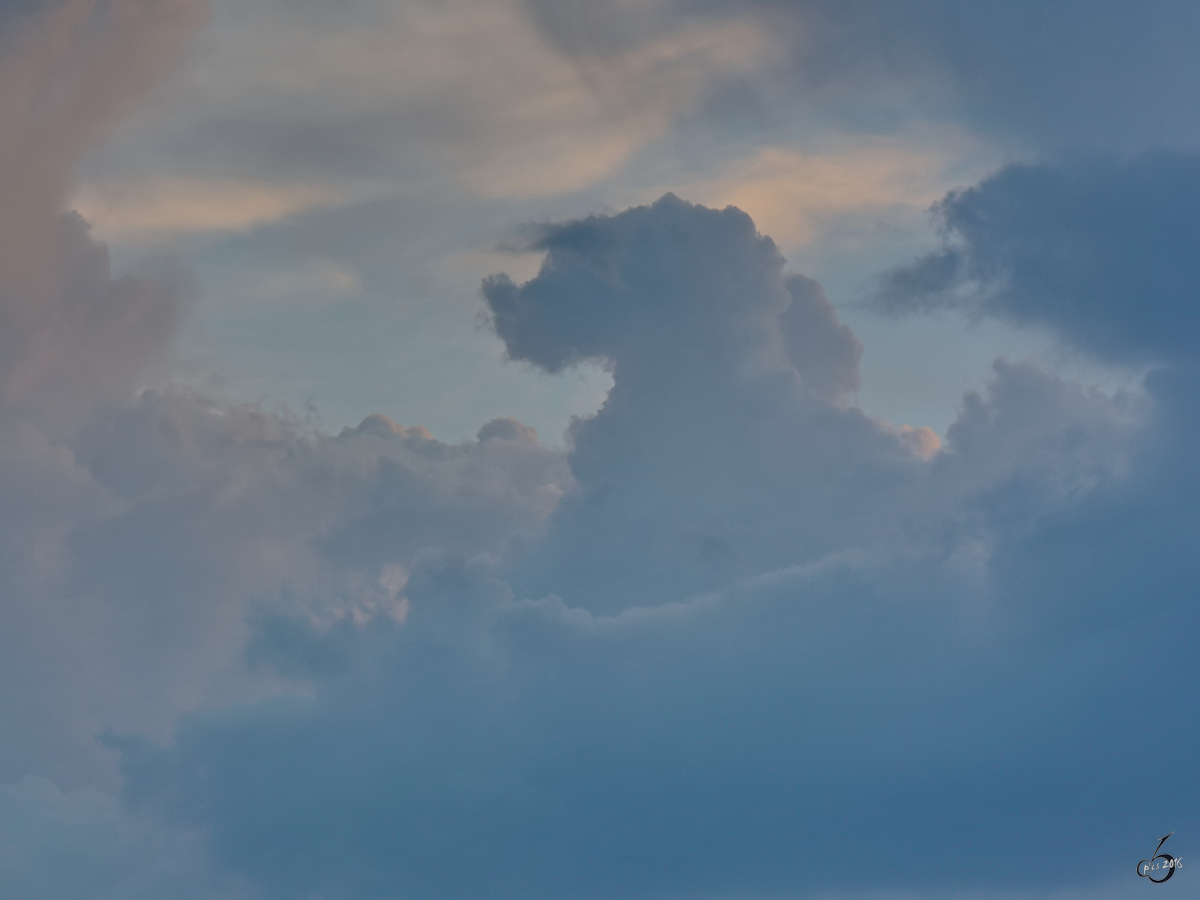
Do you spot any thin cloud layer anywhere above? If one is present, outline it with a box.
[530,0,1200,152]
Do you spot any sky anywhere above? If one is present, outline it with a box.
[0,1,1198,898]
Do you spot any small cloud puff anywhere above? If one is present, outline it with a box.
[898,424,941,458]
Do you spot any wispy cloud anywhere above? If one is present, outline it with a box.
[71,177,350,241]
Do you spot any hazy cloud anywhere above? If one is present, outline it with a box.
[531,0,1200,152]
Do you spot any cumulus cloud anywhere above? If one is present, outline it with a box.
[0,376,568,890]
[0,4,217,819]
[486,195,922,612]
[0,0,578,811]
[0,388,569,785]
[89,194,1187,900]
[780,273,861,401]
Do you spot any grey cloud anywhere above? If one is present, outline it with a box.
[0,0,57,33]
[522,0,678,58]
[105,197,1182,900]
[0,0,208,787]
[0,384,566,788]
[0,0,570,774]
[780,273,861,401]
[123,435,1174,900]
[879,154,1200,366]
[0,0,571,793]
[0,775,242,900]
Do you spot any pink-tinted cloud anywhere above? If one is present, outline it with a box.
[0,0,202,433]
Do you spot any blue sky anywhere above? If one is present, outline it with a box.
[0,2,1197,898]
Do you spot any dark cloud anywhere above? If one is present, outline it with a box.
[878,153,1200,366]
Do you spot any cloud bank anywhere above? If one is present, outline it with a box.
[90,191,1189,899]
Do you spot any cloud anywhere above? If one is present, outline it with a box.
[590,0,1200,154]
[122,0,780,197]
[668,141,969,249]
[484,196,1149,638]
[0,775,240,900]
[2,2,1197,899]
[878,153,1200,366]
[0,0,536,821]
[65,0,1200,448]
[71,177,349,242]
[0,0,203,278]
[780,273,862,401]
[96,195,1188,900]
[0,0,203,435]
[0,390,568,776]
[486,195,916,612]
[0,2,204,788]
